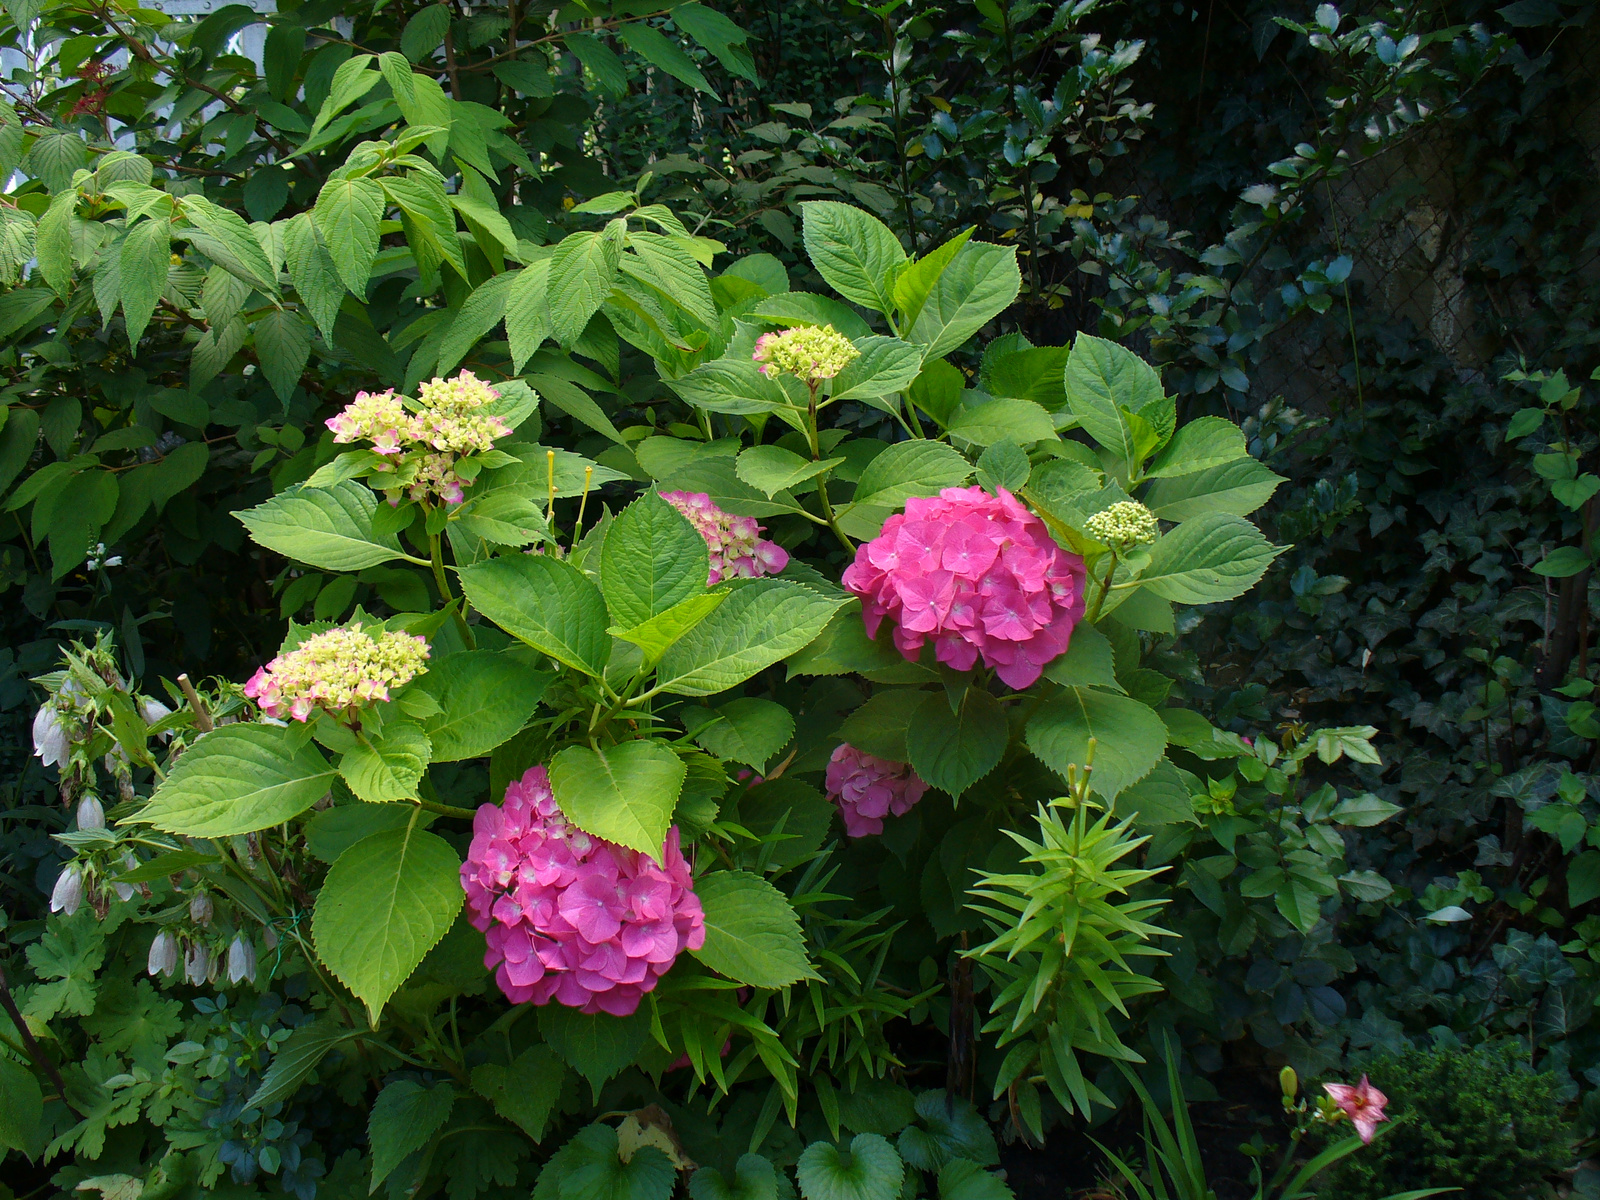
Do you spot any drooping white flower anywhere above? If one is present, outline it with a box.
[189,893,214,926]
[113,851,137,902]
[148,930,179,977]
[32,705,68,768]
[226,936,257,984]
[76,795,105,831]
[50,864,84,915]
[184,943,211,985]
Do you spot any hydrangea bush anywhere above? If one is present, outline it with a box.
[8,198,1405,1200]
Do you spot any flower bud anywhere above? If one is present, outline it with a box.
[1280,1066,1299,1100]
[190,892,214,926]
[148,930,179,977]
[51,864,85,915]
[227,935,257,984]
[140,697,173,726]
[184,942,210,985]
[76,795,105,831]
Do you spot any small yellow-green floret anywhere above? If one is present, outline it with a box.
[1084,500,1159,547]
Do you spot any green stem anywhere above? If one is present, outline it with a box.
[1086,550,1119,623]
[414,795,478,820]
[807,384,855,554]
[429,530,476,649]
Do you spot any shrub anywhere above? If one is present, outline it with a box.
[1319,1042,1572,1200]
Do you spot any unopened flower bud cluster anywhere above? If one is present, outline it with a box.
[1083,501,1159,548]
[325,370,515,504]
[244,623,430,723]
[752,325,860,383]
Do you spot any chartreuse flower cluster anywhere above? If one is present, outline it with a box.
[244,623,430,723]
[1084,500,1159,548]
[752,324,860,383]
[843,486,1089,689]
[325,369,514,504]
[661,490,789,584]
[461,766,705,1016]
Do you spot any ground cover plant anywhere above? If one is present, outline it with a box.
[2,0,1596,1197]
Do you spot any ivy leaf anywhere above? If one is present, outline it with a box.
[936,1160,1013,1200]
[370,1079,456,1191]
[691,698,794,772]
[459,554,612,677]
[236,481,408,571]
[601,492,710,629]
[796,1134,904,1200]
[416,649,551,761]
[690,1155,778,1200]
[338,722,431,803]
[548,741,686,857]
[896,1091,997,1172]
[692,869,817,987]
[313,813,464,1024]
[1024,687,1166,799]
[905,689,1006,799]
[140,724,335,837]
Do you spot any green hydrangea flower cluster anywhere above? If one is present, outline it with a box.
[752,324,860,383]
[244,623,431,722]
[1084,500,1159,548]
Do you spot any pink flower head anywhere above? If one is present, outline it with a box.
[825,744,929,836]
[841,486,1087,689]
[1323,1075,1388,1144]
[460,766,706,1015]
[243,623,429,722]
[660,491,789,585]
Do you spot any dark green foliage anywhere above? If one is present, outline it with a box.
[1320,1043,1572,1200]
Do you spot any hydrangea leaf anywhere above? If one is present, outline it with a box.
[691,697,794,772]
[236,480,408,572]
[1025,687,1167,799]
[313,813,463,1024]
[548,740,686,857]
[459,554,612,677]
[338,721,430,802]
[538,1009,651,1096]
[655,580,848,697]
[140,724,336,837]
[693,869,816,987]
[416,648,551,761]
[370,1079,456,1191]
[600,491,710,629]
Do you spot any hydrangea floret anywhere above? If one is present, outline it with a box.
[1084,500,1159,548]
[841,486,1088,689]
[323,370,514,504]
[661,491,789,585]
[461,766,705,1016]
[825,745,929,837]
[752,324,860,384]
[243,623,430,723]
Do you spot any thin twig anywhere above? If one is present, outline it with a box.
[0,963,79,1116]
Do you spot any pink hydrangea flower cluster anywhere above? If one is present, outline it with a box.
[461,766,705,1016]
[323,370,513,504]
[661,491,789,585]
[243,623,429,722]
[825,744,929,837]
[841,486,1088,689]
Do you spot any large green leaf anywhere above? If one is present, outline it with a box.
[660,454,805,519]
[313,814,463,1024]
[668,356,795,416]
[1063,333,1163,476]
[417,649,550,761]
[311,176,384,296]
[904,241,1021,360]
[830,337,925,402]
[548,741,686,857]
[1114,759,1197,825]
[252,307,312,402]
[691,698,794,772]
[118,217,170,345]
[736,445,842,498]
[459,554,611,676]
[338,722,431,803]
[548,221,624,345]
[140,724,335,837]
[244,1017,363,1110]
[1143,415,1248,479]
[600,492,710,629]
[838,441,973,539]
[655,580,847,696]
[692,869,816,987]
[905,689,1007,799]
[1024,687,1166,798]
[801,201,906,315]
[611,592,728,667]
[370,1079,456,1190]
[1137,511,1282,604]
[945,397,1056,447]
[752,291,873,339]
[1142,457,1285,521]
[837,688,931,762]
[538,1006,651,1093]
[471,1045,566,1142]
[0,1054,44,1160]
[236,480,407,571]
